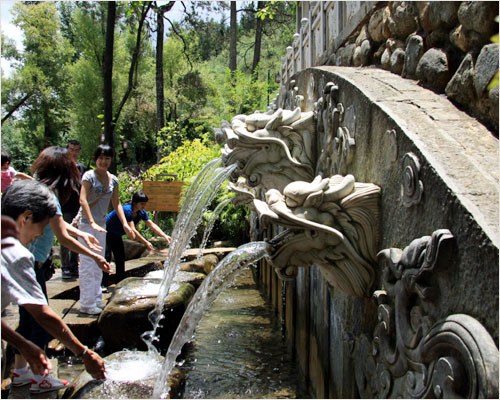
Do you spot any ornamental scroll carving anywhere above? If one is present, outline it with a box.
[255,174,381,297]
[401,152,424,207]
[353,229,499,398]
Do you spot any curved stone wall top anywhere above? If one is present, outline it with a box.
[297,66,499,247]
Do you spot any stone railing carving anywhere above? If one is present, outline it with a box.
[353,229,499,398]
[215,107,315,193]
[255,174,381,297]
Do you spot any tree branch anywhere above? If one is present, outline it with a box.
[113,2,153,127]
[165,17,193,71]
[1,92,34,125]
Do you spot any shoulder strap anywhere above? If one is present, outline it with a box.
[88,172,110,208]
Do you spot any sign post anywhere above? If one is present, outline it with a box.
[142,174,183,216]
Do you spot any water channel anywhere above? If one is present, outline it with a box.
[174,268,310,399]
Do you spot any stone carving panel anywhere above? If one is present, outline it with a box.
[353,229,499,398]
[314,82,356,177]
[254,174,381,297]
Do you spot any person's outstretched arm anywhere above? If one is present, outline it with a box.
[1,321,51,376]
[145,219,172,243]
[23,303,106,379]
[50,215,111,273]
[111,188,135,240]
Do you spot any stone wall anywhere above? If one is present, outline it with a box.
[284,1,499,134]
[255,65,499,397]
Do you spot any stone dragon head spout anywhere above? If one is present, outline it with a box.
[257,174,381,297]
[215,107,316,193]
[217,100,380,297]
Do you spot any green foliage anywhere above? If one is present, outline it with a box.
[2,1,296,245]
[0,123,38,173]
[6,2,74,150]
[144,137,221,183]
[211,183,250,245]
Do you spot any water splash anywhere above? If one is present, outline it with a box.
[152,241,273,399]
[142,158,236,353]
[104,350,163,382]
[196,198,232,261]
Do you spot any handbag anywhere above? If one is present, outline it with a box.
[71,172,110,227]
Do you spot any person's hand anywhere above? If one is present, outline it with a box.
[81,232,103,252]
[1,216,19,249]
[21,341,52,376]
[94,255,111,273]
[146,241,154,251]
[124,225,135,240]
[164,235,172,243]
[82,349,106,380]
[90,222,106,234]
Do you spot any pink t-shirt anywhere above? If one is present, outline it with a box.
[1,166,17,192]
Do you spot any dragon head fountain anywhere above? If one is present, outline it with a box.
[217,89,380,297]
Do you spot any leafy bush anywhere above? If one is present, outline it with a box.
[117,137,250,246]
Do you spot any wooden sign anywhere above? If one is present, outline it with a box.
[142,181,183,212]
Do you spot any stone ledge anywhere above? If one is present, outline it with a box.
[316,66,498,246]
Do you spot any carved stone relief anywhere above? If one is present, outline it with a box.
[216,106,316,193]
[254,174,381,297]
[385,129,398,163]
[353,229,499,398]
[314,81,356,177]
[401,152,424,207]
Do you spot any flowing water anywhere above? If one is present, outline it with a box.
[142,158,236,352]
[196,198,232,261]
[174,268,311,399]
[153,242,274,398]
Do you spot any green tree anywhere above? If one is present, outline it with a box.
[2,2,73,151]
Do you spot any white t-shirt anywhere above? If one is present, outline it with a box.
[1,237,47,312]
[81,170,119,227]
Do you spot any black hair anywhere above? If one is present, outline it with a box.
[66,140,81,148]
[94,144,114,161]
[2,180,58,223]
[132,191,149,204]
[1,150,11,165]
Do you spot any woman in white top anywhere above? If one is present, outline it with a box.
[78,145,134,314]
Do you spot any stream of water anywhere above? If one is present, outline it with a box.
[153,242,274,398]
[174,268,311,399]
[141,158,236,352]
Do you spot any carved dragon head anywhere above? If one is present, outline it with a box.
[257,174,381,297]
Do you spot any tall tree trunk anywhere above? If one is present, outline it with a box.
[112,2,152,133]
[156,6,166,162]
[103,1,116,154]
[229,2,237,72]
[251,1,265,79]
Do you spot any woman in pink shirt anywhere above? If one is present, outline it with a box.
[1,151,33,192]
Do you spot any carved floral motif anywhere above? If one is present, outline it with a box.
[354,229,499,398]
[314,82,356,176]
